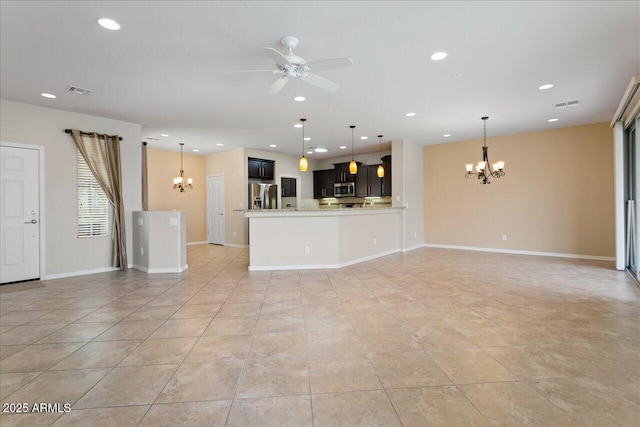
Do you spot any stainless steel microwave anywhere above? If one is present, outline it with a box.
[334,182,355,198]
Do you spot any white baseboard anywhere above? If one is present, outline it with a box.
[132,264,188,273]
[187,241,208,246]
[248,248,400,271]
[402,244,424,253]
[423,243,615,261]
[225,243,249,248]
[44,266,120,280]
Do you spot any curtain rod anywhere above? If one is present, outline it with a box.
[64,129,123,141]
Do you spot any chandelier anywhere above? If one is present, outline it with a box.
[173,143,193,192]
[465,116,505,184]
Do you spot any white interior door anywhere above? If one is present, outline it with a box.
[1,145,40,283]
[207,175,225,245]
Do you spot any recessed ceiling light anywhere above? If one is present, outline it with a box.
[216,143,224,146]
[269,144,276,148]
[307,150,313,154]
[304,137,311,141]
[40,93,56,99]
[294,96,306,102]
[97,18,121,31]
[443,134,451,137]
[360,136,368,140]
[406,112,416,117]
[430,52,448,61]
[314,148,328,153]
[192,149,199,152]
[339,146,347,149]
[539,84,554,90]
[548,118,559,122]
[160,134,169,137]
[294,124,303,128]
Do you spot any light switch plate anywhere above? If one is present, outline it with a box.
[137,218,143,225]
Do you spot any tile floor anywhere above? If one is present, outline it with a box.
[0,245,639,426]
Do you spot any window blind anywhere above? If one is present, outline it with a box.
[77,150,108,237]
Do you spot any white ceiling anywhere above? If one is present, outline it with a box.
[1,1,638,158]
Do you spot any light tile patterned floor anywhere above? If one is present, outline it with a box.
[0,245,639,426]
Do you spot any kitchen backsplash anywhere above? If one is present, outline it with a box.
[318,196,392,209]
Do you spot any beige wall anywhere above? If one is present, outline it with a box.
[0,99,142,276]
[147,147,206,243]
[424,122,614,257]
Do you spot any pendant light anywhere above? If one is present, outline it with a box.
[349,125,357,174]
[299,118,308,171]
[376,134,385,178]
[173,143,193,192]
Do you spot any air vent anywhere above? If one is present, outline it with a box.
[554,100,581,109]
[67,85,92,95]
[146,137,159,141]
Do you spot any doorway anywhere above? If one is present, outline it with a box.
[279,175,301,209]
[207,174,225,245]
[1,143,45,284]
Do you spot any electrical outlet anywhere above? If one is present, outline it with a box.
[170,218,178,226]
[137,218,143,226]
[305,246,311,254]
[502,234,507,241]
[373,238,377,245]
[414,231,417,238]
[140,247,144,255]
[233,231,237,237]
[396,195,400,201]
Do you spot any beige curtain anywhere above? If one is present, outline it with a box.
[70,130,127,270]
[142,141,149,211]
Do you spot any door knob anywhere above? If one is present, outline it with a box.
[25,219,38,224]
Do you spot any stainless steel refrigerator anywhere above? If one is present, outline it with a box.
[248,183,278,209]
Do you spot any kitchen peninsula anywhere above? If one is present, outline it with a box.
[245,207,402,271]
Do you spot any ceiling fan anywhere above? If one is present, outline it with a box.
[225,36,354,95]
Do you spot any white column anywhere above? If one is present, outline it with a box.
[613,121,625,270]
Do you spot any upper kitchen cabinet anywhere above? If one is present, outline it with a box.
[334,162,360,183]
[356,165,382,197]
[281,177,297,197]
[382,155,392,197]
[313,169,335,199]
[248,157,275,180]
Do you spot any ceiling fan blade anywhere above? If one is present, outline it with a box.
[268,76,289,95]
[223,69,280,74]
[301,72,339,91]
[262,47,290,67]
[305,58,354,71]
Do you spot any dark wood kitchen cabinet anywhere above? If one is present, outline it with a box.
[334,162,360,183]
[313,169,335,199]
[381,155,392,196]
[356,165,382,197]
[248,157,275,180]
[281,177,296,197]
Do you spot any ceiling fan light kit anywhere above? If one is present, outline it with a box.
[464,116,505,185]
[226,36,353,98]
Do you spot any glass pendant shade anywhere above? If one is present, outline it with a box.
[349,160,357,174]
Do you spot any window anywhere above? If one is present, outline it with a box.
[77,150,108,237]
